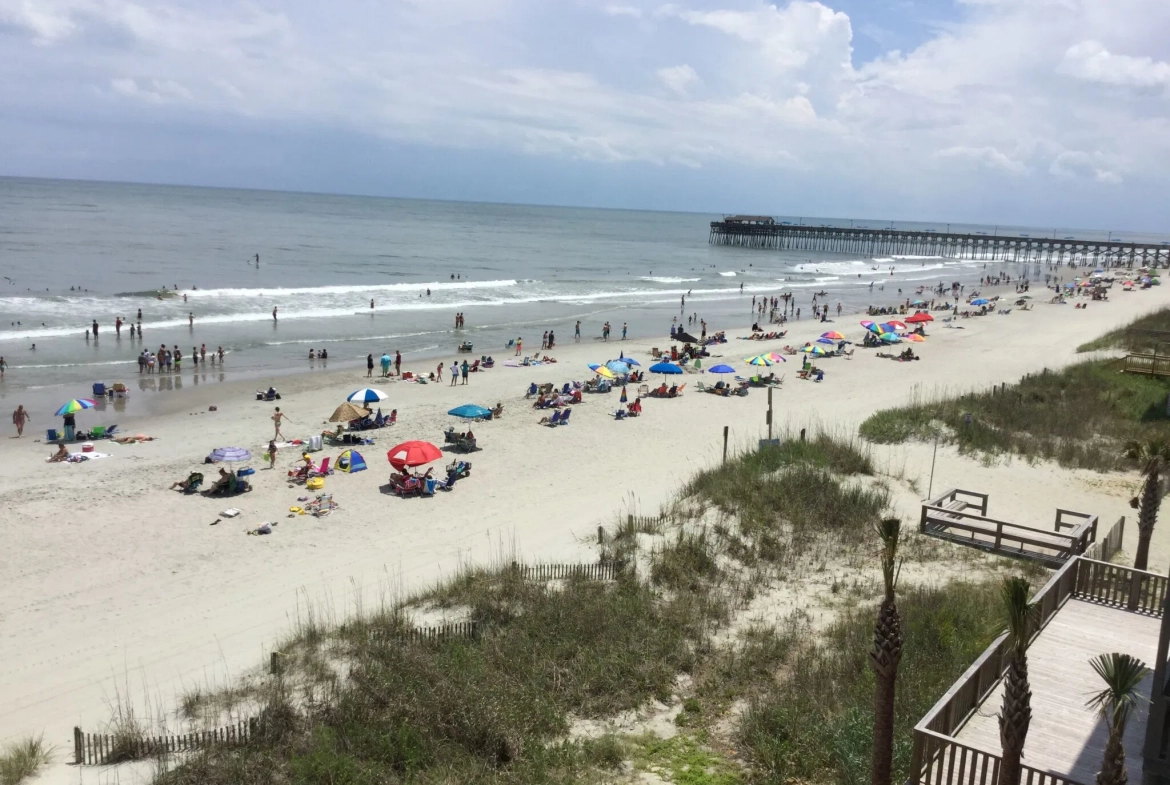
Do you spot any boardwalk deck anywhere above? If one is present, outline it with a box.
[954,599,1158,782]
[920,489,1097,566]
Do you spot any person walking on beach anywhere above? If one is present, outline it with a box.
[515,337,522,356]
[548,330,555,349]
[12,405,29,437]
[622,322,628,340]
[272,407,290,440]
[435,362,443,382]
[272,306,278,322]
[460,359,469,385]
[450,360,459,386]
[394,351,402,376]
[575,321,581,341]
[380,354,391,377]
[366,354,374,378]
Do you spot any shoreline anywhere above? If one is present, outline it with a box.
[2,282,1168,760]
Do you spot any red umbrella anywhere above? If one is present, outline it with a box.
[905,313,934,323]
[387,441,442,469]
[886,320,907,330]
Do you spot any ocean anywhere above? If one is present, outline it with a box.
[2,176,1161,402]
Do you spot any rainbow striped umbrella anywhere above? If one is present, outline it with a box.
[802,345,828,356]
[821,331,845,340]
[904,333,926,343]
[55,398,97,417]
[766,352,787,363]
[744,355,773,366]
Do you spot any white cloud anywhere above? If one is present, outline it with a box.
[1058,40,1170,87]
[0,0,1167,204]
[656,64,698,94]
[935,146,1027,174]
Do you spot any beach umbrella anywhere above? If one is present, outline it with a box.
[709,364,736,374]
[876,323,899,334]
[606,360,631,375]
[820,331,845,340]
[55,398,97,417]
[620,385,628,403]
[860,320,876,330]
[815,337,835,345]
[649,361,683,375]
[904,313,933,323]
[910,299,928,306]
[623,357,641,367]
[880,333,902,343]
[801,345,828,356]
[886,320,907,330]
[210,446,252,463]
[743,355,772,367]
[766,352,787,363]
[347,388,388,404]
[593,365,616,379]
[330,402,369,422]
[904,333,926,342]
[970,298,990,306]
[387,440,442,469]
[864,322,885,334]
[448,404,491,420]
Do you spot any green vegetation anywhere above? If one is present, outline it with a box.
[0,736,52,785]
[130,431,1013,785]
[859,361,1170,471]
[1078,306,1170,353]
[684,431,888,566]
[738,582,1001,785]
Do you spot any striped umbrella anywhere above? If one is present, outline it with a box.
[820,331,845,340]
[744,355,772,366]
[801,345,828,356]
[55,398,97,417]
[210,447,252,462]
[766,352,787,363]
[904,333,926,343]
[347,388,388,404]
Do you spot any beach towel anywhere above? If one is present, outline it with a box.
[48,452,112,463]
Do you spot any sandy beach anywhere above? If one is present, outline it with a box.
[4,282,1170,780]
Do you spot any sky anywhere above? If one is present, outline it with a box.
[0,0,1168,230]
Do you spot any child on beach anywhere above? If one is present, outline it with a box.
[267,440,277,469]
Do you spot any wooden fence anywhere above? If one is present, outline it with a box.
[908,556,1167,785]
[359,621,482,647]
[1082,516,1124,563]
[513,561,623,581]
[1123,351,1170,377]
[74,718,258,766]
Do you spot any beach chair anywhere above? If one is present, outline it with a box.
[559,409,572,426]
[310,457,331,476]
[544,410,563,426]
[638,384,650,397]
[696,382,708,393]
[182,473,204,494]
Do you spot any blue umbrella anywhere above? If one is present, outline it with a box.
[649,361,683,375]
[606,360,631,375]
[709,364,736,374]
[210,447,252,462]
[815,337,835,345]
[623,357,641,367]
[971,298,989,306]
[347,388,388,404]
[448,404,492,420]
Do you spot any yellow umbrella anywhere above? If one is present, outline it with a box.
[594,366,616,379]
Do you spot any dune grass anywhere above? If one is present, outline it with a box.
[1077,306,1170,353]
[0,736,52,785]
[859,361,1170,471]
[738,581,1001,785]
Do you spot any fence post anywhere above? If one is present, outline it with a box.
[270,651,284,676]
[74,726,83,765]
[598,525,605,544]
[722,426,729,464]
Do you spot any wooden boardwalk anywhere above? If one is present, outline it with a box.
[954,599,1158,782]
[920,489,1099,566]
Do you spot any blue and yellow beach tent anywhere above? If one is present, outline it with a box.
[337,449,367,473]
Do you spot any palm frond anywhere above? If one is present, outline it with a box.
[1086,652,1151,727]
[1000,577,1038,653]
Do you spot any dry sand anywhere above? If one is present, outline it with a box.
[3,283,1170,783]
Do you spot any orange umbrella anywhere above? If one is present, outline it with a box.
[387,441,442,469]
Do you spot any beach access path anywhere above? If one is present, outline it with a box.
[3,283,1169,785]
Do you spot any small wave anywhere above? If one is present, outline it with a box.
[266,330,443,346]
[186,280,519,298]
[719,271,737,277]
[8,359,134,370]
[639,276,702,284]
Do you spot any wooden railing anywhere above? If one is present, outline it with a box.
[921,489,1093,565]
[513,561,624,581]
[908,556,1167,785]
[1123,352,1170,377]
[1083,516,1124,563]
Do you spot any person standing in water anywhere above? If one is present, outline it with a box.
[366,354,374,378]
[91,320,99,338]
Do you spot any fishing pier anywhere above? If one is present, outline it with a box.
[709,216,1170,268]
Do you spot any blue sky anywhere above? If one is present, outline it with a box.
[1,0,1168,230]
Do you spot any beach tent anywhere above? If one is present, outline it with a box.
[337,449,367,473]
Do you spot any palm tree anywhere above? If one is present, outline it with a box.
[870,517,903,785]
[1124,440,1170,571]
[1087,653,1150,785]
[998,577,1038,785]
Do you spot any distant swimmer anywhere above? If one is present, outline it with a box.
[272,306,278,322]
[255,253,260,266]
[370,299,375,309]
